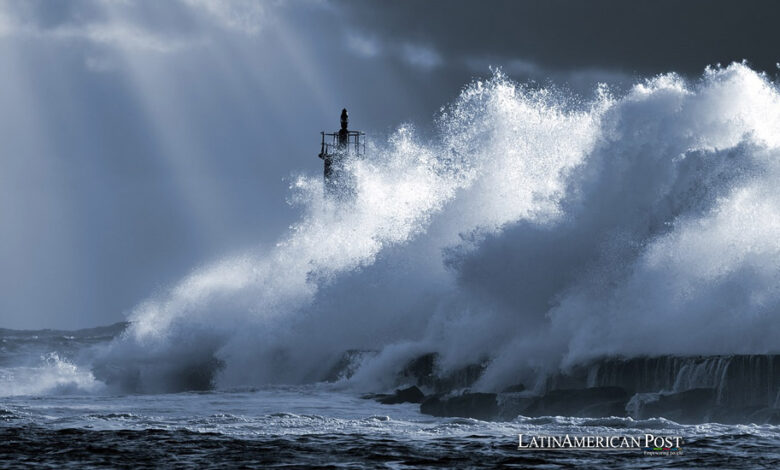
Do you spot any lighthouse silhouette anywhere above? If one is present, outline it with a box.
[318,108,365,197]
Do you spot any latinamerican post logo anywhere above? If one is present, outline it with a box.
[518,434,683,455]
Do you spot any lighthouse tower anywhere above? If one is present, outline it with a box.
[318,108,365,195]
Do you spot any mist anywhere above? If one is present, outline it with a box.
[0,0,462,329]
[83,64,780,395]
[2,1,780,396]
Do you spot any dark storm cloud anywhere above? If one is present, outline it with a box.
[2,0,777,330]
[0,0,463,329]
[337,0,780,76]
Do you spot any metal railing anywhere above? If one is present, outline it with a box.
[319,131,366,159]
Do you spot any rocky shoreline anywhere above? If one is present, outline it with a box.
[344,353,780,424]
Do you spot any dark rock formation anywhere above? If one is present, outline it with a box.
[550,355,780,409]
[93,356,224,394]
[353,351,780,424]
[501,383,526,393]
[496,394,536,421]
[628,388,716,424]
[420,393,499,420]
[377,386,425,405]
[398,353,486,393]
[399,353,437,387]
[746,408,780,425]
[523,387,629,418]
[324,349,377,382]
[538,355,780,423]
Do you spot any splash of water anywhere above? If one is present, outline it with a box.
[93,63,780,394]
[0,352,103,396]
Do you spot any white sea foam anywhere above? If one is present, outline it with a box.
[89,63,780,393]
[0,352,103,396]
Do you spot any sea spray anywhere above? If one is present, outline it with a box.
[0,352,102,396]
[91,63,780,394]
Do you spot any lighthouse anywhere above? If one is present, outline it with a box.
[318,108,365,195]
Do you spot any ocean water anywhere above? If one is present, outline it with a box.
[3,387,780,468]
[4,64,780,467]
[86,63,780,396]
[1,331,779,468]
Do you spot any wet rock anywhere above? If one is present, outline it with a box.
[378,386,425,405]
[324,350,376,382]
[435,363,486,392]
[501,383,526,393]
[710,405,765,424]
[399,353,437,387]
[524,387,629,417]
[753,408,780,425]
[398,353,487,393]
[574,355,780,409]
[420,392,499,420]
[496,394,536,420]
[629,388,715,423]
[577,400,629,418]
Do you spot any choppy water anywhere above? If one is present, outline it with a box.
[2,329,777,468]
[2,387,779,468]
[81,63,780,397]
[5,63,780,467]
[1,316,779,468]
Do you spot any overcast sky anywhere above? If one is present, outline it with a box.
[1,0,779,329]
